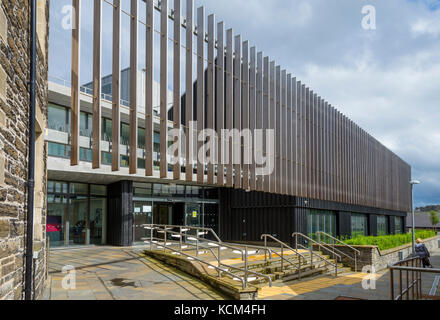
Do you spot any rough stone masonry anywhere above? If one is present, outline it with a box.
[0,0,48,300]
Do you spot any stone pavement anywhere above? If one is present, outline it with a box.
[258,248,440,300]
[42,246,226,300]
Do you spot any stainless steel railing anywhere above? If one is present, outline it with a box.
[292,232,339,277]
[143,224,272,289]
[261,234,308,280]
[316,231,361,272]
[389,256,440,300]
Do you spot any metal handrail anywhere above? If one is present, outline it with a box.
[144,224,273,256]
[261,234,307,279]
[292,232,339,277]
[160,244,246,290]
[389,256,440,300]
[144,224,273,288]
[316,231,361,255]
[316,231,359,271]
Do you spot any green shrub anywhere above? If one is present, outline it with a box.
[344,230,437,251]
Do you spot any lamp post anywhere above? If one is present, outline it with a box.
[410,180,421,255]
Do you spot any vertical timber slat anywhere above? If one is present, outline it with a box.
[160,0,169,178]
[196,6,205,183]
[129,0,138,175]
[216,21,225,186]
[92,0,102,169]
[207,13,215,184]
[185,0,194,182]
[173,0,182,180]
[70,0,81,166]
[112,0,121,172]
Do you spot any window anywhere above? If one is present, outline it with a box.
[48,104,69,133]
[395,217,403,234]
[80,148,92,162]
[102,118,112,142]
[80,112,92,137]
[121,155,129,168]
[101,152,112,166]
[307,210,336,240]
[351,213,368,238]
[377,215,389,236]
[121,123,130,146]
[48,142,70,158]
[138,127,145,149]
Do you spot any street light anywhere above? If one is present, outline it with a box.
[410,180,421,256]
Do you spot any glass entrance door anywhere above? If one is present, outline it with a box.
[133,201,153,243]
[153,203,173,226]
[185,203,203,228]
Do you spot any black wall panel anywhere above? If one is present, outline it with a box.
[369,214,378,236]
[338,211,351,239]
[107,181,134,246]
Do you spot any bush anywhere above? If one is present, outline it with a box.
[344,230,437,251]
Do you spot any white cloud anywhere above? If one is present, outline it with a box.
[411,17,440,37]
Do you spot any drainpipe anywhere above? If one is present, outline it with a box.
[25,0,37,300]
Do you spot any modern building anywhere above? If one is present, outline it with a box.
[45,0,412,250]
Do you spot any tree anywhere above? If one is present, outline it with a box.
[429,211,440,231]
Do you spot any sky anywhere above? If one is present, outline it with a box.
[48,0,440,207]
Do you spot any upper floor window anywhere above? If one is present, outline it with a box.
[48,104,69,133]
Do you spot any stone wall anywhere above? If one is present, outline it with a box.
[0,0,49,300]
[317,236,440,272]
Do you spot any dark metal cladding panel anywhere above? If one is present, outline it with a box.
[338,211,351,239]
[369,214,378,236]
[107,181,134,246]
[233,35,242,188]
[216,21,225,187]
[292,78,298,197]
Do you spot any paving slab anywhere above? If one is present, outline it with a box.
[43,246,225,300]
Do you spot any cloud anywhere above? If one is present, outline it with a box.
[411,17,440,37]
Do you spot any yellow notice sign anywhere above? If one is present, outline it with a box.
[192,211,197,218]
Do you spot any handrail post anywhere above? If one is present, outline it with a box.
[150,226,153,250]
[332,238,336,261]
[179,226,182,252]
[411,259,414,300]
[264,236,267,263]
[298,255,302,280]
[399,270,403,300]
[390,268,394,300]
[355,253,357,272]
[406,261,409,300]
[281,243,284,272]
[218,241,222,277]
[244,246,248,288]
[196,228,199,257]
[164,229,167,253]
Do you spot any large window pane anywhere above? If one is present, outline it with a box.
[102,118,112,142]
[377,215,388,236]
[47,196,67,247]
[69,196,88,246]
[48,142,68,158]
[48,104,68,133]
[80,112,92,137]
[121,123,129,146]
[89,197,107,245]
[351,213,368,238]
[395,217,403,234]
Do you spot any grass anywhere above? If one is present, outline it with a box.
[343,230,437,251]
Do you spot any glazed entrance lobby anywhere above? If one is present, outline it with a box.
[47,181,219,248]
